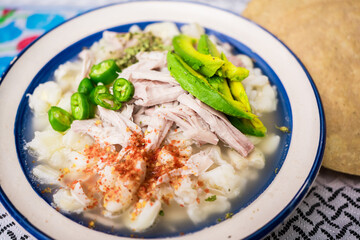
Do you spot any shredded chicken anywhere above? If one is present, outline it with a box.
[178,93,254,156]
[101,149,146,213]
[98,106,142,146]
[156,104,218,145]
[119,51,168,80]
[144,110,173,151]
[133,80,185,106]
[71,119,126,146]
[118,51,184,107]
[71,106,142,148]
[78,49,95,80]
[131,70,178,85]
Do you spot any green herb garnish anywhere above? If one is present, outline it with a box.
[116,32,168,69]
[205,195,217,202]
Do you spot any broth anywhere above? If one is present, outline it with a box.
[16,22,292,238]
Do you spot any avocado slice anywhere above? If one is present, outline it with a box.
[172,34,225,77]
[197,34,249,81]
[167,51,255,119]
[229,80,252,111]
[221,52,249,82]
[197,35,233,99]
[196,34,266,137]
[197,34,221,57]
[207,75,233,99]
[229,77,267,137]
[228,116,267,137]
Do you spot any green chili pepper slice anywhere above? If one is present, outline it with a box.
[89,59,121,85]
[78,78,95,95]
[113,78,135,102]
[71,92,90,120]
[88,102,96,118]
[48,106,74,132]
[94,93,122,111]
[89,85,109,105]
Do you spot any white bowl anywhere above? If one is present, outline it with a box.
[0,1,325,239]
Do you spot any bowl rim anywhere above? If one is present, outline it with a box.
[0,1,326,240]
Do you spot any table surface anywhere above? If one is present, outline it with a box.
[0,1,359,239]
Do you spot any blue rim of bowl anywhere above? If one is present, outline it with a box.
[0,1,325,240]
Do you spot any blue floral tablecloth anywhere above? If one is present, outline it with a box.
[0,3,359,240]
[0,8,77,74]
